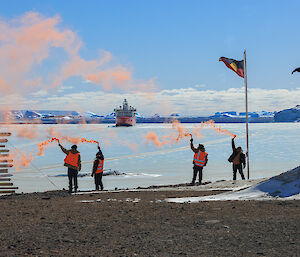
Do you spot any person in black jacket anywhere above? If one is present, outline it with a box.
[229,137,245,181]
[91,145,104,191]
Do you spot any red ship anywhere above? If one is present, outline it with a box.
[114,99,136,127]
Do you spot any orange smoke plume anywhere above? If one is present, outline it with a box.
[145,131,164,147]
[172,119,193,142]
[121,140,139,151]
[145,120,194,147]
[37,137,59,156]
[59,136,99,145]
[8,149,34,171]
[37,136,99,156]
[13,125,39,140]
[145,119,235,148]
[202,120,236,138]
[192,125,204,139]
[17,151,34,171]
[185,132,192,138]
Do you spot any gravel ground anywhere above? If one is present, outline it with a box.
[0,188,300,257]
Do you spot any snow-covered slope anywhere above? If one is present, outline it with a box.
[274,105,300,122]
[166,166,300,202]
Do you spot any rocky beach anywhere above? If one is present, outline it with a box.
[1,179,300,257]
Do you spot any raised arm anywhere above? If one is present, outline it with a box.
[190,138,197,153]
[58,143,68,154]
[232,138,236,151]
[97,144,104,160]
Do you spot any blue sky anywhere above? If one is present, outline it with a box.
[1,0,300,115]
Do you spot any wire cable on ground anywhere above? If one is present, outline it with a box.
[7,141,60,190]
[22,136,239,172]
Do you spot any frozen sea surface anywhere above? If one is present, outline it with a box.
[1,123,300,193]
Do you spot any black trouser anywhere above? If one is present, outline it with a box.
[192,165,203,184]
[68,168,78,192]
[94,172,103,190]
[233,164,245,180]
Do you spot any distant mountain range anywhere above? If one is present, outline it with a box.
[0,106,299,123]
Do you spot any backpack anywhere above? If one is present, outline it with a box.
[228,152,235,163]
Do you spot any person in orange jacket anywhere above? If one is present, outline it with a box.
[58,142,81,193]
[190,137,208,185]
[91,145,104,191]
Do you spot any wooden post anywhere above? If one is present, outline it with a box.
[0,133,11,136]
[0,178,11,181]
[0,160,13,163]
[244,50,250,180]
[0,132,16,194]
[0,190,16,194]
[0,164,13,168]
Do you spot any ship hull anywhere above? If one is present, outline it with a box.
[116,116,136,127]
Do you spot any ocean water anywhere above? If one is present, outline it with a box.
[1,123,300,193]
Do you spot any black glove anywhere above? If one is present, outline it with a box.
[91,173,94,177]
[190,138,193,142]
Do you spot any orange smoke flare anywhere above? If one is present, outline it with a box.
[37,137,59,156]
[172,120,194,141]
[37,136,99,156]
[184,132,192,138]
[145,120,194,147]
[202,120,236,138]
[145,119,235,148]
[172,119,185,142]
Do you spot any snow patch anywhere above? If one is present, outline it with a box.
[166,166,300,202]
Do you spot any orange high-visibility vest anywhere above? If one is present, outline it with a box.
[95,159,104,174]
[64,152,79,167]
[193,151,207,167]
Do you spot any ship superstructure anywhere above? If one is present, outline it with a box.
[114,99,136,126]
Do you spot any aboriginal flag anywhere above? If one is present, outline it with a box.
[219,57,244,78]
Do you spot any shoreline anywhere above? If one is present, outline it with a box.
[0,116,276,124]
[2,178,265,197]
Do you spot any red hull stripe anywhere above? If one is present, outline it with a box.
[116,117,135,126]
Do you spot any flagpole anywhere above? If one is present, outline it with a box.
[244,50,250,179]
